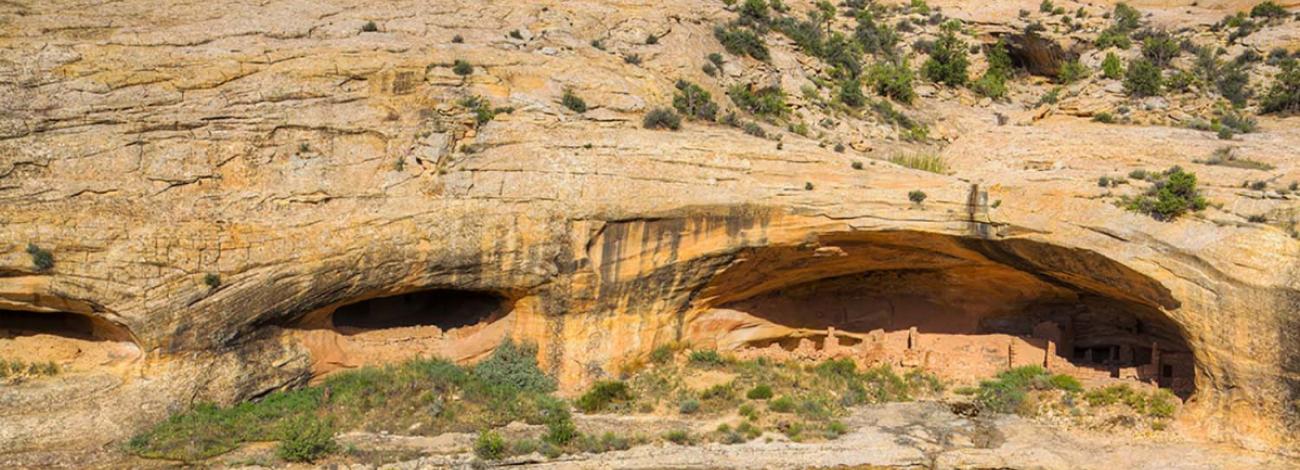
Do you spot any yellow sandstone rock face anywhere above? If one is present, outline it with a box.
[0,0,1297,460]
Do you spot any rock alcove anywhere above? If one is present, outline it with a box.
[688,231,1197,398]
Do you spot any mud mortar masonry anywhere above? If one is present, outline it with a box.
[1,0,1299,465]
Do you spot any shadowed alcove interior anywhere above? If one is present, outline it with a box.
[691,231,1197,397]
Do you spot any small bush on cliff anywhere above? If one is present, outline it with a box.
[276,415,337,463]
[908,190,927,204]
[921,21,969,86]
[673,80,719,121]
[475,430,506,460]
[728,84,787,116]
[452,59,473,76]
[1102,52,1123,79]
[1250,1,1287,19]
[972,41,1012,99]
[474,341,557,397]
[1140,31,1180,68]
[576,380,634,413]
[26,243,53,272]
[768,396,795,413]
[972,366,1081,414]
[747,384,774,400]
[1261,58,1300,115]
[561,89,587,113]
[714,25,770,62]
[868,59,916,103]
[1083,384,1178,418]
[1122,166,1207,221]
[688,349,727,366]
[643,107,682,130]
[1123,59,1162,96]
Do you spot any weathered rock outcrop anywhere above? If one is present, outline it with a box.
[0,0,1297,463]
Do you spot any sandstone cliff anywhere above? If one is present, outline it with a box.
[0,0,1297,463]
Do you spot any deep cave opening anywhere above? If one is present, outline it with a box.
[0,309,133,342]
[694,231,1197,398]
[327,289,510,333]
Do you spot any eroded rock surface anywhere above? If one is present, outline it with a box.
[1,0,1298,463]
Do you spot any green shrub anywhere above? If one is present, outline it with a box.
[908,190,927,204]
[624,53,642,65]
[839,77,866,108]
[26,244,53,272]
[974,40,1013,99]
[688,349,726,366]
[459,95,497,125]
[649,344,674,364]
[576,380,633,413]
[361,21,378,32]
[679,398,701,414]
[542,402,578,445]
[645,33,659,45]
[673,80,719,121]
[1102,52,1123,79]
[746,384,774,400]
[1095,27,1132,50]
[889,152,948,174]
[1123,166,1208,221]
[643,107,682,130]
[451,34,463,43]
[1250,1,1287,19]
[1195,146,1273,170]
[1057,59,1088,84]
[714,25,770,61]
[1039,0,1054,13]
[1165,69,1197,93]
[769,396,795,413]
[1141,32,1180,68]
[909,0,930,15]
[1219,110,1258,133]
[727,84,787,116]
[708,52,725,67]
[1038,87,1061,105]
[1123,59,1162,96]
[203,273,221,289]
[827,420,848,438]
[868,59,916,103]
[1113,3,1143,31]
[700,383,734,401]
[276,415,337,463]
[452,60,473,76]
[1216,62,1251,107]
[510,438,538,455]
[854,10,900,57]
[921,21,969,86]
[1146,389,1178,418]
[1261,58,1300,114]
[1047,374,1083,392]
[474,341,556,397]
[561,89,587,113]
[1092,112,1115,123]
[664,429,691,445]
[475,430,506,460]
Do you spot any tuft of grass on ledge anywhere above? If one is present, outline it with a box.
[888,152,949,174]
